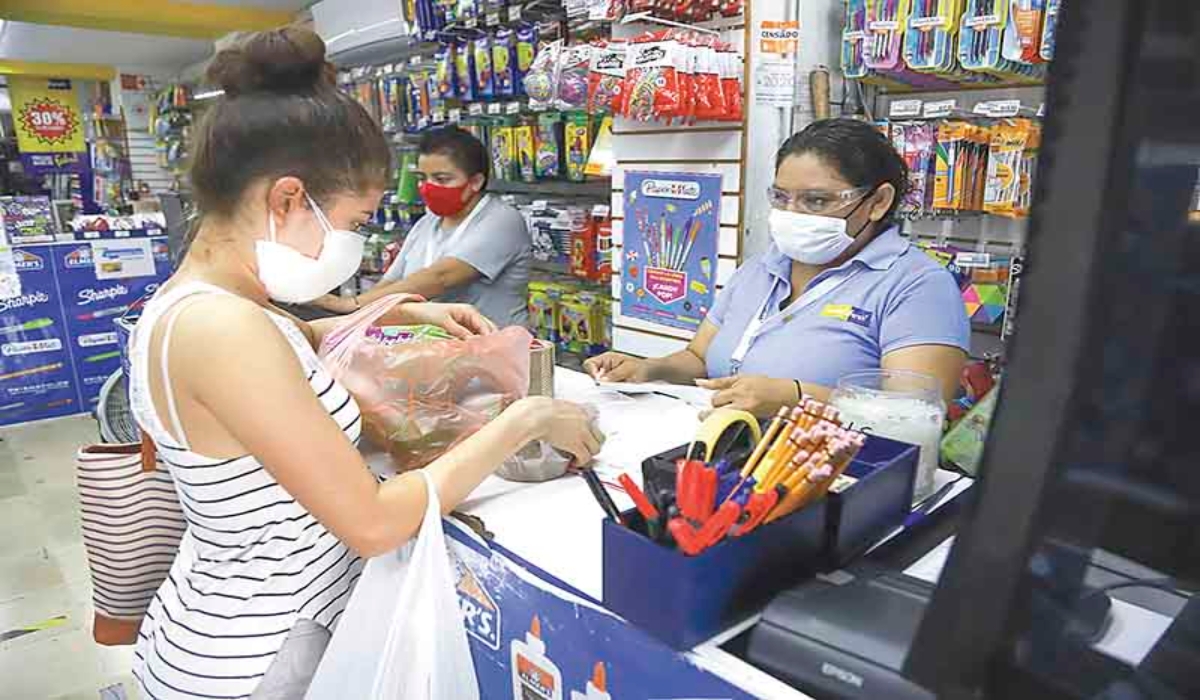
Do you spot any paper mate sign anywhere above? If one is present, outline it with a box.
[0,245,81,426]
[53,240,167,408]
[620,171,721,332]
[443,527,755,700]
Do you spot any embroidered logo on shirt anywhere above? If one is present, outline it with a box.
[821,303,873,328]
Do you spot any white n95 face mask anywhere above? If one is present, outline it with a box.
[256,195,364,304]
[768,208,858,265]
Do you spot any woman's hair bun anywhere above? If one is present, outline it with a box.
[206,27,335,97]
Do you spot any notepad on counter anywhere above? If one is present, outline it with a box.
[595,380,715,408]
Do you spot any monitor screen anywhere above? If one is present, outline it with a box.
[906,1,1200,698]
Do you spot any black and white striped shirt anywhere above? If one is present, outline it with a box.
[129,283,363,699]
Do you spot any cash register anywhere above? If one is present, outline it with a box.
[742,1,1200,697]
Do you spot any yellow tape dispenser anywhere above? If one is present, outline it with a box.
[691,409,762,463]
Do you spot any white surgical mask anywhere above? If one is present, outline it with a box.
[256,195,364,304]
[768,209,857,265]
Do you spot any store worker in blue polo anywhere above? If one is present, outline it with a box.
[585,118,969,417]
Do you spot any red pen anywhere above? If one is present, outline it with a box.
[669,518,703,556]
[732,488,780,537]
[697,465,718,520]
[696,500,741,550]
[617,473,660,521]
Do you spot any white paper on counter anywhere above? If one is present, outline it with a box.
[594,379,715,409]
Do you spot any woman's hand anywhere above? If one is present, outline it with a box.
[697,375,801,419]
[394,302,497,338]
[516,397,604,466]
[583,352,654,383]
[312,294,357,314]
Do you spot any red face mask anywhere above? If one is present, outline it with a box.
[419,181,471,217]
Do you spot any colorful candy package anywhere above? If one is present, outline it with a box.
[455,38,476,101]
[493,28,517,97]
[474,34,495,99]
[587,42,626,113]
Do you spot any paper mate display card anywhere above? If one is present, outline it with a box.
[620,171,721,332]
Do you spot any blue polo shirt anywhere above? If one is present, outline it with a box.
[705,226,969,387]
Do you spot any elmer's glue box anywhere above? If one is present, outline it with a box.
[511,615,563,700]
[570,662,611,700]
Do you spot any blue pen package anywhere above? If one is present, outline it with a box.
[455,39,476,101]
[473,35,495,99]
[435,43,457,99]
[493,28,517,97]
[515,24,539,95]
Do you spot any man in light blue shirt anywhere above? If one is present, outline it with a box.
[586,119,969,417]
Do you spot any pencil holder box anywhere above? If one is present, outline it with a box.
[602,499,827,650]
[821,434,919,568]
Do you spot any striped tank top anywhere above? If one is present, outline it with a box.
[128,282,364,699]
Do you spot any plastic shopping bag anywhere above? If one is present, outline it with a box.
[305,470,479,700]
[320,296,532,471]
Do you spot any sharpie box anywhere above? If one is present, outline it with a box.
[604,435,919,649]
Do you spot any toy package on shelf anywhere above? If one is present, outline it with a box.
[917,242,1013,327]
[526,281,612,356]
[1039,0,1060,61]
[621,30,744,125]
[569,209,614,283]
[958,0,1047,82]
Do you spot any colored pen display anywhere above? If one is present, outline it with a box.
[628,399,866,556]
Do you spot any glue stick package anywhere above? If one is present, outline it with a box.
[455,38,476,101]
[535,112,563,179]
[474,35,495,99]
[493,28,518,97]
[435,43,457,99]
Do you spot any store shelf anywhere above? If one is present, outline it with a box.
[490,179,612,198]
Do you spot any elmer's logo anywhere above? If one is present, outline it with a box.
[13,250,44,271]
[821,304,873,328]
[64,246,93,268]
[456,562,501,650]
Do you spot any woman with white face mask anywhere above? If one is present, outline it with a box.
[586,119,969,418]
[128,28,602,700]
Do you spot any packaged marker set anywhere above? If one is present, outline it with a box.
[841,0,1055,89]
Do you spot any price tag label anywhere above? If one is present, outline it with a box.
[911,15,947,29]
[889,99,923,118]
[592,204,611,218]
[486,102,502,115]
[432,109,446,123]
[986,99,1021,117]
[410,55,422,66]
[532,199,549,211]
[1037,103,1046,117]
[384,221,396,232]
[868,20,899,31]
[114,230,130,238]
[965,14,1002,28]
[843,30,867,41]
[922,99,957,118]
[486,12,500,26]
[468,103,484,116]
[955,252,992,268]
[84,231,100,240]
[505,102,521,115]
[148,228,162,237]
[507,5,522,21]
[465,18,478,28]
[449,108,462,122]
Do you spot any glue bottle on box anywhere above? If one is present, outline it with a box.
[511,615,562,700]
[570,662,611,700]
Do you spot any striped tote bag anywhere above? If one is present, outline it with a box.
[76,440,185,646]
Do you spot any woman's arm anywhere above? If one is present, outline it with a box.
[881,344,967,403]
[584,321,718,384]
[170,297,592,557]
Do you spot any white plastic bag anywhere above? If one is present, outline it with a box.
[306,470,479,700]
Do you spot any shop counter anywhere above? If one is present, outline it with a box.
[347,368,971,698]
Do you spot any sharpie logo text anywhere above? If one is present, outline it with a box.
[0,292,50,312]
[78,284,129,306]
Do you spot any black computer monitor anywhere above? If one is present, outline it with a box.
[905,1,1200,698]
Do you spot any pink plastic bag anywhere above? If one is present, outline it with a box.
[320,296,532,471]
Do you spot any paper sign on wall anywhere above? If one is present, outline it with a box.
[8,78,87,154]
[755,20,799,108]
[91,239,156,280]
